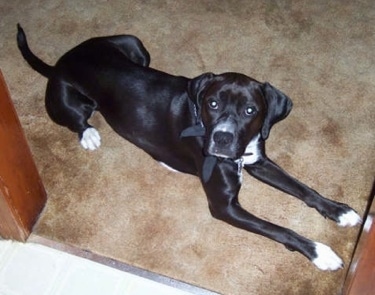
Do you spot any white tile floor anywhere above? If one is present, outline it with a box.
[0,240,198,295]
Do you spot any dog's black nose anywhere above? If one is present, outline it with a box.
[213,131,234,146]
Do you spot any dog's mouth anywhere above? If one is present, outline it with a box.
[206,147,235,159]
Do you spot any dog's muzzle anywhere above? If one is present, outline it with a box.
[207,120,238,159]
[207,130,235,158]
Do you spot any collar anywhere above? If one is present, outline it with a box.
[180,98,216,182]
[180,98,205,138]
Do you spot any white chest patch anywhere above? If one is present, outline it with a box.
[242,134,261,165]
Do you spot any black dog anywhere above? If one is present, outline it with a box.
[17,24,361,271]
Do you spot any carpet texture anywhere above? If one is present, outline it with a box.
[1,1,374,294]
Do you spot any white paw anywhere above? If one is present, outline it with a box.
[338,210,362,227]
[312,242,343,271]
[80,128,101,150]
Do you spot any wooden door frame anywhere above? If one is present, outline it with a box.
[0,69,47,241]
[343,182,375,294]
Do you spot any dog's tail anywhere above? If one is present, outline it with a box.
[17,24,54,78]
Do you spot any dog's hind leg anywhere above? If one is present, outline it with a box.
[107,35,150,67]
[45,78,101,150]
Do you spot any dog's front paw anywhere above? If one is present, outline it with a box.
[312,242,343,271]
[80,128,101,150]
[337,209,362,227]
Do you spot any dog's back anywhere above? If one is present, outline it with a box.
[17,24,150,78]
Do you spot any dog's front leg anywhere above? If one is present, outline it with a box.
[244,158,361,227]
[202,159,343,271]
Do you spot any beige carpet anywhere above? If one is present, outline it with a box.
[1,1,374,294]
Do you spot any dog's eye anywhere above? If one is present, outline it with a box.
[245,106,256,116]
[208,100,219,110]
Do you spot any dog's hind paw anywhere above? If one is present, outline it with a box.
[337,209,362,227]
[312,242,343,271]
[80,128,101,150]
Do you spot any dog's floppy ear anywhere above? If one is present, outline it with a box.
[261,82,293,140]
[187,72,215,106]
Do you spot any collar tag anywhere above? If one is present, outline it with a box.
[236,157,244,171]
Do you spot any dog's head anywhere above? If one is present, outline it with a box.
[188,72,292,160]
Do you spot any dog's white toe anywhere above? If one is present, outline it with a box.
[338,210,362,227]
[312,242,343,271]
[80,128,101,150]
